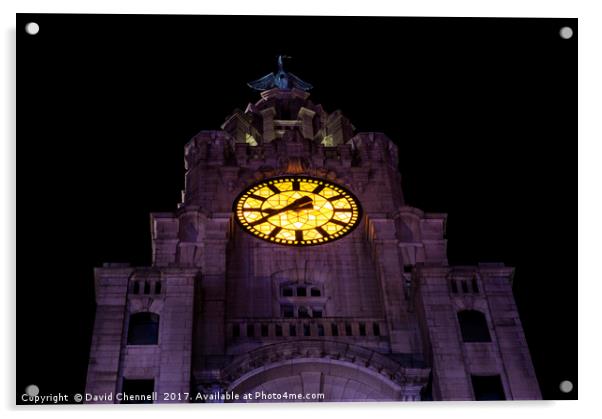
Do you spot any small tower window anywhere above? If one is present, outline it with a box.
[471,277,480,293]
[303,324,311,336]
[127,312,159,345]
[461,280,469,293]
[312,309,323,318]
[232,324,240,338]
[317,324,325,336]
[261,324,269,337]
[471,375,506,400]
[310,288,321,297]
[298,306,310,318]
[282,287,293,297]
[154,281,162,294]
[373,323,381,336]
[281,305,294,318]
[246,324,255,337]
[275,324,283,337]
[289,324,297,337]
[143,281,151,295]
[450,279,458,294]
[458,310,491,342]
[359,323,366,336]
[296,287,307,297]
[121,379,154,404]
[132,282,140,295]
[345,323,352,336]
[331,324,339,336]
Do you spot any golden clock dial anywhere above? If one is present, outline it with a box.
[233,176,362,246]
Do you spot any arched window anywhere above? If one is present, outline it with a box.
[457,310,491,342]
[127,312,159,345]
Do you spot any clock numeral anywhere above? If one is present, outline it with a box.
[315,226,330,238]
[292,180,300,191]
[269,227,282,238]
[268,184,281,194]
[295,230,303,241]
[248,193,267,202]
[312,184,325,194]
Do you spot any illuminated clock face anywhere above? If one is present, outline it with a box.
[233,176,362,246]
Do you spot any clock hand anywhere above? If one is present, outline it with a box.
[249,196,313,226]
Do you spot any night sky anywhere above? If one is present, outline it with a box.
[17,14,577,402]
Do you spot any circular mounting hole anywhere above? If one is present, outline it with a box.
[559,26,573,39]
[559,380,573,393]
[25,22,40,35]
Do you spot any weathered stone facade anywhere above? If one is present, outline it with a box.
[85,88,541,402]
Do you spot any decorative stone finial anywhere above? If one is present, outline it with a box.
[248,55,313,91]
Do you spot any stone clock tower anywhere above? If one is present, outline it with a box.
[85,60,541,402]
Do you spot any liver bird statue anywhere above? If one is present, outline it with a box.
[248,55,313,91]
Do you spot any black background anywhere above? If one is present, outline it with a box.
[17,14,577,402]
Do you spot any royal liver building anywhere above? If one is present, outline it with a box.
[85,58,541,402]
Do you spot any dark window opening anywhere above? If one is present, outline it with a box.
[458,310,491,342]
[121,379,154,404]
[471,375,506,400]
[403,264,413,273]
[132,282,140,294]
[282,305,294,318]
[275,324,283,337]
[261,324,269,337]
[461,280,469,293]
[143,281,151,295]
[232,324,240,338]
[312,309,323,318]
[303,324,311,336]
[373,323,381,336]
[345,323,352,336]
[298,306,310,318]
[317,324,325,336]
[471,277,480,293]
[154,281,162,294]
[296,287,307,297]
[310,288,321,297]
[127,312,159,345]
[331,324,339,336]
[359,323,366,336]
[420,372,434,401]
[282,287,293,297]
[246,324,255,337]
[450,279,458,294]
[289,324,296,337]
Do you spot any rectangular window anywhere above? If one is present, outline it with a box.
[261,324,269,337]
[312,309,323,318]
[471,375,506,400]
[154,281,162,294]
[317,324,325,336]
[275,324,283,337]
[373,323,381,336]
[461,280,469,293]
[451,279,458,294]
[282,287,293,297]
[303,324,311,336]
[310,288,321,297]
[297,287,307,297]
[331,324,339,336]
[471,277,480,293]
[246,324,255,337]
[345,323,352,336]
[121,379,154,404]
[289,324,296,337]
[282,305,294,318]
[143,281,151,295]
[232,324,240,338]
[359,323,366,336]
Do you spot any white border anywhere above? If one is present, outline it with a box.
[2,1,598,418]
